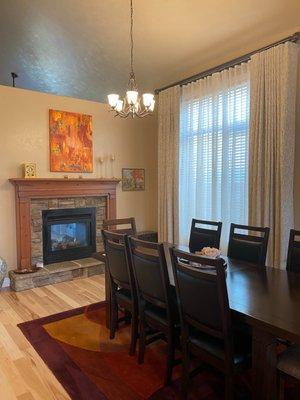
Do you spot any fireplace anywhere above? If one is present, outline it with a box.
[42,208,96,264]
[9,178,120,270]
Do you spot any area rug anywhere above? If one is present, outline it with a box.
[18,302,297,400]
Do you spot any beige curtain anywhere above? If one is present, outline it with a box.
[249,42,299,267]
[158,86,181,243]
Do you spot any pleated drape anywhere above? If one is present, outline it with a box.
[157,86,181,243]
[249,42,299,267]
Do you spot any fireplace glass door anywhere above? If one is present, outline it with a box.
[51,222,89,251]
[42,208,96,264]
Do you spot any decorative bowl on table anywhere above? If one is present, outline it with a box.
[191,247,227,270]
[195,247,221,258]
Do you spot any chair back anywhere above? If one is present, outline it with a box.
[128,237,172,312]
[103,217,137,235]
[102,230,133,291]
[287,229,300,272]
[170,248,231,341]
[189,219,222,253]
[227,223,270,266]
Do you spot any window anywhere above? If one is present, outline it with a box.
[179,66,250,249]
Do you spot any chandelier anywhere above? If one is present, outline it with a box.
[107,0,155,118]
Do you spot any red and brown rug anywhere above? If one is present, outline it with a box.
[18,302,297,400]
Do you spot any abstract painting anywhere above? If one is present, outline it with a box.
[49,110,93,172]
[122,168,145,191]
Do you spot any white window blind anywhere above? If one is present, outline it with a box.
[179,63,250,250]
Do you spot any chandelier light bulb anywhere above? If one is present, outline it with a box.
[142,93,154,108]
[115,99,124,112]
[108,94,119,108]
[126,90,139,105]
[150,99,155,111]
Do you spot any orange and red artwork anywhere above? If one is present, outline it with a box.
[49,110,93,173]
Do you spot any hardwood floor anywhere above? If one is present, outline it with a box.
[0,275,105,400]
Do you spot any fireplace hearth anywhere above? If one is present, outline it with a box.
[42,208,96,265]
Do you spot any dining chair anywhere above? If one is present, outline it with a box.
[170,248,251,399]
[103,217,137,235]
[93,217,137,262]
[277,346,300,399]
[227,223,270,266]
[102,230,138,355]
[286,229,300,272]
[189,219,222,253]
[128,236,179,385]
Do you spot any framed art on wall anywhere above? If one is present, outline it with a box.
[49,109,93,172]
[122,168,145,191]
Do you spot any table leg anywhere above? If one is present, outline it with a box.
[104,261,111,329]
[252,327,277,400]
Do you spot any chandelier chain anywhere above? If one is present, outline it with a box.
[130,0,134,76]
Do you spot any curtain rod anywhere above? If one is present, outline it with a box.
[154,31,299,94]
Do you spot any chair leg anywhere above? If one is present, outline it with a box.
[277,373,285,400]
[165,330,175,386]
[225,375,234,400]
[138,311,146,364]
[129,310,138,356]
[110,296,118,339]
[181,344,190,399]
[124,309,131,325]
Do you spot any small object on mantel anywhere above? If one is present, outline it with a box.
[78,175,83,179]
[63,175,69,179]
[110,154,116,178]
[22,162,37,178]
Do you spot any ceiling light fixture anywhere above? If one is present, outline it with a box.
[107,0,155,118]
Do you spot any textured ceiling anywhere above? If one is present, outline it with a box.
[0,0,299,103]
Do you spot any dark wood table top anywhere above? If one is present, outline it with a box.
[164,243,300,343]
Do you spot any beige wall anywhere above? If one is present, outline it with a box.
[0,85,157,270]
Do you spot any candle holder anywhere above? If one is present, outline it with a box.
[99,156,105,178]
[110,155,116,178]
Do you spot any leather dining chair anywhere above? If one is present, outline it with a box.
[276,229,300,397]
[286,229,300,272]
[189,219,222,253]
[227,223,270,266]
[277,346,300,399]
[128,237,179,386]
[102,230,138,356]
[103,217,137,235]
[93,218,137,263]
[170,248,251,400]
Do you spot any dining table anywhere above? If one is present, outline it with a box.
[103,243,300,400]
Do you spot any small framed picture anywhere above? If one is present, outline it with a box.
[122,168,145,191]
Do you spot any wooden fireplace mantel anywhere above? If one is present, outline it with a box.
[9,178,121,270]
